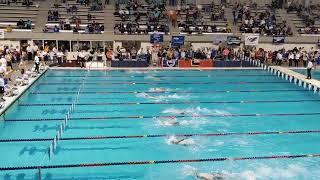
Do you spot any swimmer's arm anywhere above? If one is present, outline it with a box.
[176,138,186,143]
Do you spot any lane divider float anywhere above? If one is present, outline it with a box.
[0,130,319,143]
[1,153,320,171]
[4,112,320,122]
[18,99,320,107]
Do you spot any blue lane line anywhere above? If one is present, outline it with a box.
[17,99,320,107]
[4,112,320,122]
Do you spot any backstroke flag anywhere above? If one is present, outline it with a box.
[244,34,259,46]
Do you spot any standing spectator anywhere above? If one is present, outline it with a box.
[302,51,308,67]
[223,48,230,61]
[276,51,283,65]
[33,43,39,56]
[0,56,6,70]
[106,48,113,66]
[26,44,33,61]
[288,51,294,66]
[79,50,86,68]
[6,25,12,33]
[131,47,137,59]
[18,60,26,75]
[53,25,60,33]
[294,51,300,67]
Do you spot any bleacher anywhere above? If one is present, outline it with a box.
[177,4,229,35]
[234,4,292,36]
[113,2,169,35]
[44,0,104,33]
[0,3,38,31]
[286,5,320,35]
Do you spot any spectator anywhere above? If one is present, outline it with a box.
[17,19,24,29]
[43,25,49,33]
[6,25,12,33]
[0,75,5,102]
[53,25,60,33]
[25,20,32,29]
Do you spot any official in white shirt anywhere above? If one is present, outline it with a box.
[0,76,5,101]
[34,55,40,73]
[306,60,313,79]
[294,52,300,67]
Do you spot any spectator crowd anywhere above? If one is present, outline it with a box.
[233,3,292,36]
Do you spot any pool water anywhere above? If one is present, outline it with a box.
[1,69,320,180]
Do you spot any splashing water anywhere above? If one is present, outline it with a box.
[165,136,196,146]
[155,117,180,127]
[136,93,190,102]
[148,87,171,92]
[127,70,158,74]
[223,163,310,180]
[144,75,161,81]
[162,107,230,116]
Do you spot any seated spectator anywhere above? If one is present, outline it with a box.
[64,18,71,30]
[17,19,25,29]
[25,20,32,29]
[53,25,60,33]
[73,27,79,33]
[6,25,12,33]
[43,25,49,33]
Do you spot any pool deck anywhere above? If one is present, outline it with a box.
[0,67,48,116]
[271,66,320,89]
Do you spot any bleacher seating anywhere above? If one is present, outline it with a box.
[44,0,104,33]
[234,4,292,36]
[0,4,38,31]
[177,4,229,34]
[113,2,169,35]
[287,4,320,35]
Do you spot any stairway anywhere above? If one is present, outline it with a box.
[104,4,115,34]
[224,7,238,34]
[33,0,51,32]
[277,9,299,36]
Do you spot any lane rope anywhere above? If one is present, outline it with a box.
[4,112,320,122]
[0,130,320,143]
[1,153,319,171]
[45,75,274,78]
[31,89,309,95]
[38,81,288,85]
[17,99,320,106]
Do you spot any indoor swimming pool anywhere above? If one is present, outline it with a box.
[0,69,320,180]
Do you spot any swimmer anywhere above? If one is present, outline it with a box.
[168,136,195,146]
[195,172,225,180]
[149,87,168,92]
[162,117,180,126]
[167,118,180,125]
[140,93,160,100]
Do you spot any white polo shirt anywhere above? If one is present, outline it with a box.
[0,78,4,87]
[307,61,313,69]
[27,46,33,53]
[0,66,6,74]
[34,56,40,63]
